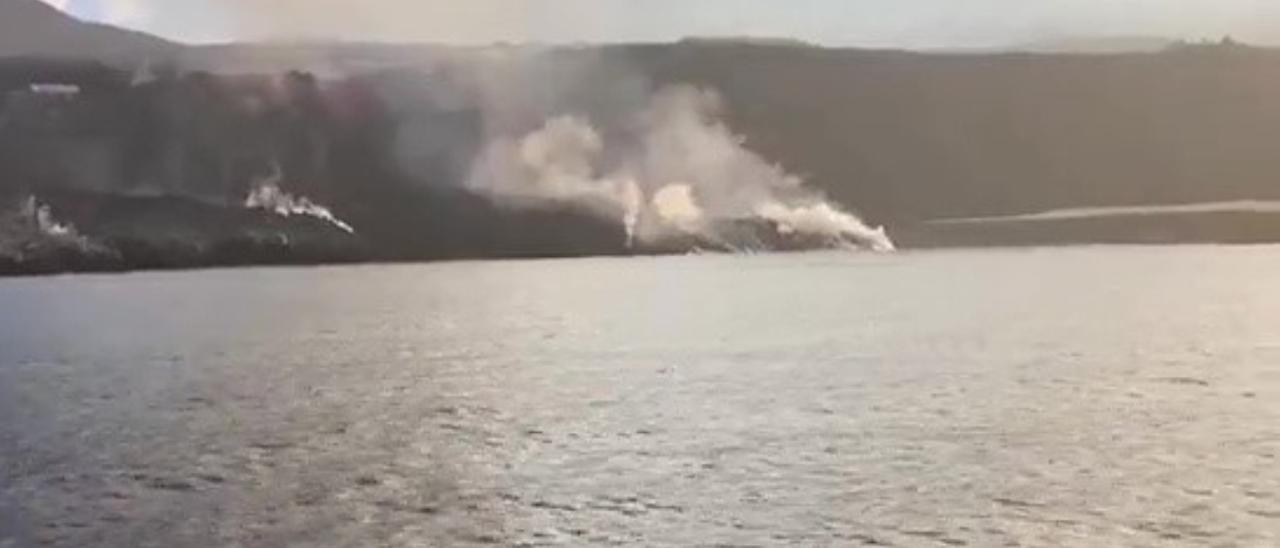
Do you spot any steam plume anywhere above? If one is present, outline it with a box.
[465,84,893,251]
[0,196,100,260]
[21,195,79,239]
[244,164,356,234]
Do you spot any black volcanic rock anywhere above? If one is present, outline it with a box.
[0,190,370,275]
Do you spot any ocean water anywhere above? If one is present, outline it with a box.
[1,247,1279,547]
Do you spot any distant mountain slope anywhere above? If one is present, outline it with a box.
[0,0,177,60]
[614,41,1280,221]
[1011,35,1175,54]
[11,28,1280,273]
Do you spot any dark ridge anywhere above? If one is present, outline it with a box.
[0,0,177,62]
[7,22,1280,274]
[895,211,1280,248]
[616,40,1280,224]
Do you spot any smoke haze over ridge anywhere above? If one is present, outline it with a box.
[13,1,1280,273]
[38,0,1280,49]
[375,48,893,250]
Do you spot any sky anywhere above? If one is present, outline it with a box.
[37,0,1280,48]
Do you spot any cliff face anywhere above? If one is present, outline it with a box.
[0,63,632,273]
[5,36,1280,274]
[621,42,1280,223]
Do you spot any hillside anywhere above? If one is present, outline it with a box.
[7,20,1280,272]
[177,39,1280,224]
[0,0,175,60]
[615,41,1280,223]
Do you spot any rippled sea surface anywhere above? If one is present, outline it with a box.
[2,247,1280,547]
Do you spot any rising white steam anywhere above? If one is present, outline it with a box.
[0,196,96,256]
[466,85,893,252]
[652,184,704,231]
[21,195,79,238]
[756,202,895,252]
[244,164,356,234]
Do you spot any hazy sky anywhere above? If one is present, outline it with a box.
[39,0,1280,48]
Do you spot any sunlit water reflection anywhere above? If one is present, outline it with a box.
[2,247,1278,546]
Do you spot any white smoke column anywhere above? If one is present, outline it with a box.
[3,196,96,255]
[619,178,642,248]
[466,84,894,252]
[21,196,79,238]
[244,165,356,234]
[516,116,604,199]
[468,115,643,244]
[631,87,789,219]
[629,87,894,251]
[756,202,896,252]
[652,184,704,232]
